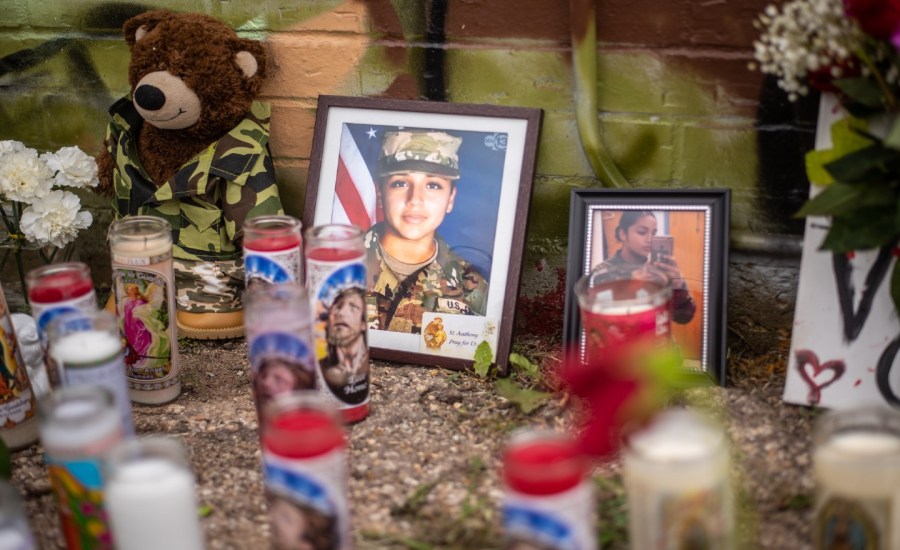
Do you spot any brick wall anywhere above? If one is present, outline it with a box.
[0,0,814,343]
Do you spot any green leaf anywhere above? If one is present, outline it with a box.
[495,378,550,414]
[508,352,541,380]
[795,183,864,218]
[824,144,897,184]
[197,504,214,518]
[805,118,875,185]
[0,438,9,480]
[833,77,885,108]
[821,210,900,252]
[473,341,493,378]
[885,117,900,151]
[892,259,900,317]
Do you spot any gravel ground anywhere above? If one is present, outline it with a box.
[11,336,816,549]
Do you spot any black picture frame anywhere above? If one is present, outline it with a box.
[562,189,731,384]
[304,95,542,373]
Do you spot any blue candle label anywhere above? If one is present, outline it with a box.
[249,332,318,420]
[112,268,177,390]
[0,304,35,431]
[263,451,350,550]
[814,496,888,549]
[46,457,114,550]
[307,261,369,410]
[502,480,596,550]
[245,248,302,287]
[32,291,98,345]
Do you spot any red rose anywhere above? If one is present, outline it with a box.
[845,0,900,41]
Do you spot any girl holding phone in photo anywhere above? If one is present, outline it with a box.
[591,210,696,324]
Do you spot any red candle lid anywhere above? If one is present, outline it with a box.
[503,433,588,495]
[27,264,93,303]
[263,407,345,459]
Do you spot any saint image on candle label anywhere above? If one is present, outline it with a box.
[264,456,347,550]
[250,333,318,420]
[314,266,368,407]
[642,486,730,550]
[113,269,174,389]
[0,302,35,429]
[814,496,885,549]
[47,461,114,550]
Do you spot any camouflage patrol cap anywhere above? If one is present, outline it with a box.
[377,130,463,180]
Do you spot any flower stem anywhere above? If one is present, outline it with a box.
[857,45,897,110]
[12,242,28,312]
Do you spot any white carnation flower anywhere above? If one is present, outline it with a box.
[20,190,92,248]
[0,140,26,157]
[0,148,54,203]
[41,146,99,189]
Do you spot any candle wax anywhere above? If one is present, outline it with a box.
[40,396,122,454]
[244,234,301,252]
[815,431,900,498]
[105,459,204,550]
[264,409,345,459]
[306,247,363,262]
[28,271,93,303]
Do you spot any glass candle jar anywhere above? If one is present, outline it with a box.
[25,262,97,388]
[0,480,37,550]
[261,391,351,550]
[47,310,135,436]
[104,437,205,550]
[575,271,672,363]
[38,385,125,549]
[108,216,180,405]
[0,284,37,450]
[243,215,304,287]
[623,408,734,549]
[813,407,900,549]
[304,224,369,423]
[500,429,595,549]
[244,283,318,423]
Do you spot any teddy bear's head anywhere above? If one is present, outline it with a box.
[123,9,266,141]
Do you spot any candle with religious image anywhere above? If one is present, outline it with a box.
[812,407,900,549]
[500,429,596,550]
[25,262,97,388]
[103,437,205,550]
[38,385,125,550]
[47,310,135,436]
[244,283,318,423]
[304,224,369,423]
[108,216,180,404]
[0,284,38,450]
[262,392,351,550]
[243,215,303,287]
[0,480,37,550]
[574,271,672,362]
[623,408,734,549]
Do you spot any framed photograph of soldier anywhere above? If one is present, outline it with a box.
[304,95,542,372]
[561,189,731,384]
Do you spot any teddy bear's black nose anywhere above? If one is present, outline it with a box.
[134,84,167,111]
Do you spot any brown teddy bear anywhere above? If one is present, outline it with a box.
[97,9,283,340]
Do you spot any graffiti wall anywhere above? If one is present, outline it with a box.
[0,0,814,332]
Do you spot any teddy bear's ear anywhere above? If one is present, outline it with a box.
[234,39,267,81]
[123,9,174,48]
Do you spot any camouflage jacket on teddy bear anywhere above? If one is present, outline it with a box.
[105,96,283,262]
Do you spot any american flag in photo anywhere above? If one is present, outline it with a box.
[332,124,383,230]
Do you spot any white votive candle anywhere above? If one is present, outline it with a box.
[109,216,180,404]
[623,408,734,549]
[48,310,134,436]
[104,438,205,550]
[812,407,900,549]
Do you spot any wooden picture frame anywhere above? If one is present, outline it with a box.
[562,189,731,384]
[304,95,542,373]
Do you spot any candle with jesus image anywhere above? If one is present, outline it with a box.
[813,407,900,549]
[243,215,304,287]
[108,216,179,405]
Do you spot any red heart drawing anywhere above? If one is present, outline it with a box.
[796,349,846,406]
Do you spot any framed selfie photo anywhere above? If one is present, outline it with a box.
[562,189,731,384]
[304,95,542,372]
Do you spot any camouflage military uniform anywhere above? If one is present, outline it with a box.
[364,223,489,334]
[589,250,696,324]
[105,97,282,313]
